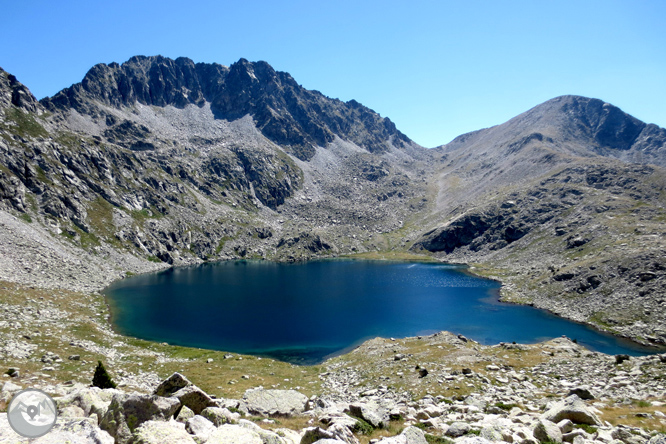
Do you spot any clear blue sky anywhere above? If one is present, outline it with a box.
[2,0,665,147]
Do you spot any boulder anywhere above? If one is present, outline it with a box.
[132,419,197,444]
[185,415,216,441]
[566,388,595,400]
[201,406,237,426]
[155,372,192,397]
[176,405,195,423]
[302,424,359,444]
[454,438,496,444]
[171,385,218,415]
[319,413,358,429]
[401,426,428,444]
[241,388,308,418]
[649,435,666,444]
[480,425,504,442]
[348,402,389,428]
[533,419,563,443]
[55,387,118,420]
[541,395,601,425]
[205,423,265,444]
[373,426,427,444]
[239,419,294,444]
[100,393,181,444]
[557,419,574,434]
[445,421,471,437]
[60,405,86,418]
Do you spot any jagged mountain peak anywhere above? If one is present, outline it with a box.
[0,67,42,113]
[41,55,414,160]
[442,94,666,167]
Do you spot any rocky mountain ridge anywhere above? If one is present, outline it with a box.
[42,55,414,161]
[1,56,666,349]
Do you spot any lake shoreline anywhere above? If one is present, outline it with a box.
[103,258,664,365]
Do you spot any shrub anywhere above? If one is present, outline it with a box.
[92,361,117,389]
[352,417,374,435]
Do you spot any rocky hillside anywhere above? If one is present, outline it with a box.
[0,59,431,291]
[412,96,666,347]
[1,57,666,349]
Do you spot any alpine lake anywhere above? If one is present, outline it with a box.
[104,259,657,365]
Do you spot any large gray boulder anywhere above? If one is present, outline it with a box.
[154,372,216,415]
[533,419,563,443]
[206,424,265,444]
[348,402,389,429]
[99,393,181,444]
[239,419,295,444]
[241,388,308,418]
[374,427,428,444]
[301,424,359,444]
[649,435,666,444]
[171,385,218,415]
[185,415,216,441]
[132,419,197,444]
[154,373,192,397]
[445,421,471,437]
[200,406,237,426]
[541,395,601,426]
[55,387,119,420]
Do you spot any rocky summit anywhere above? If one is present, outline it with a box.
[0,56,665,442]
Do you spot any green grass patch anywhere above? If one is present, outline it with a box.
[425,434,453,444]
[352,417,375,435]
[19,213,32,223]
[574,424,598,434]
[493,402,518,411]
[3,108,48,138]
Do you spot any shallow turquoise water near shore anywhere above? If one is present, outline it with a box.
[104,259,657,364]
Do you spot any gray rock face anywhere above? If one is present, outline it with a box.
[99,393,181,444]
[533,418,563,443]
[41,56,413,162]
[200,406,235,426]
[445,421,471,437]
[185,415,216,440]
[302,425,359,444]
[132,419,196,444]
[241,389,308,418]
[348,402,389,429]
[541,395,601,426]
[171,385,217,415]
[566,387,595,400]
[206,423,265,444]
[55,387,117,419]
[154,372,191,397]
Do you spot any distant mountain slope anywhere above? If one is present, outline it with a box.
[413,96,666,346]
[41,56,413,161]
[430,95,666,213]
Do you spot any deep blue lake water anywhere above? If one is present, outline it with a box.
[104,259,657,364]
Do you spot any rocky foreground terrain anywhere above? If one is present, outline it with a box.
[0,273,665,443]
[0,56,665,442]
